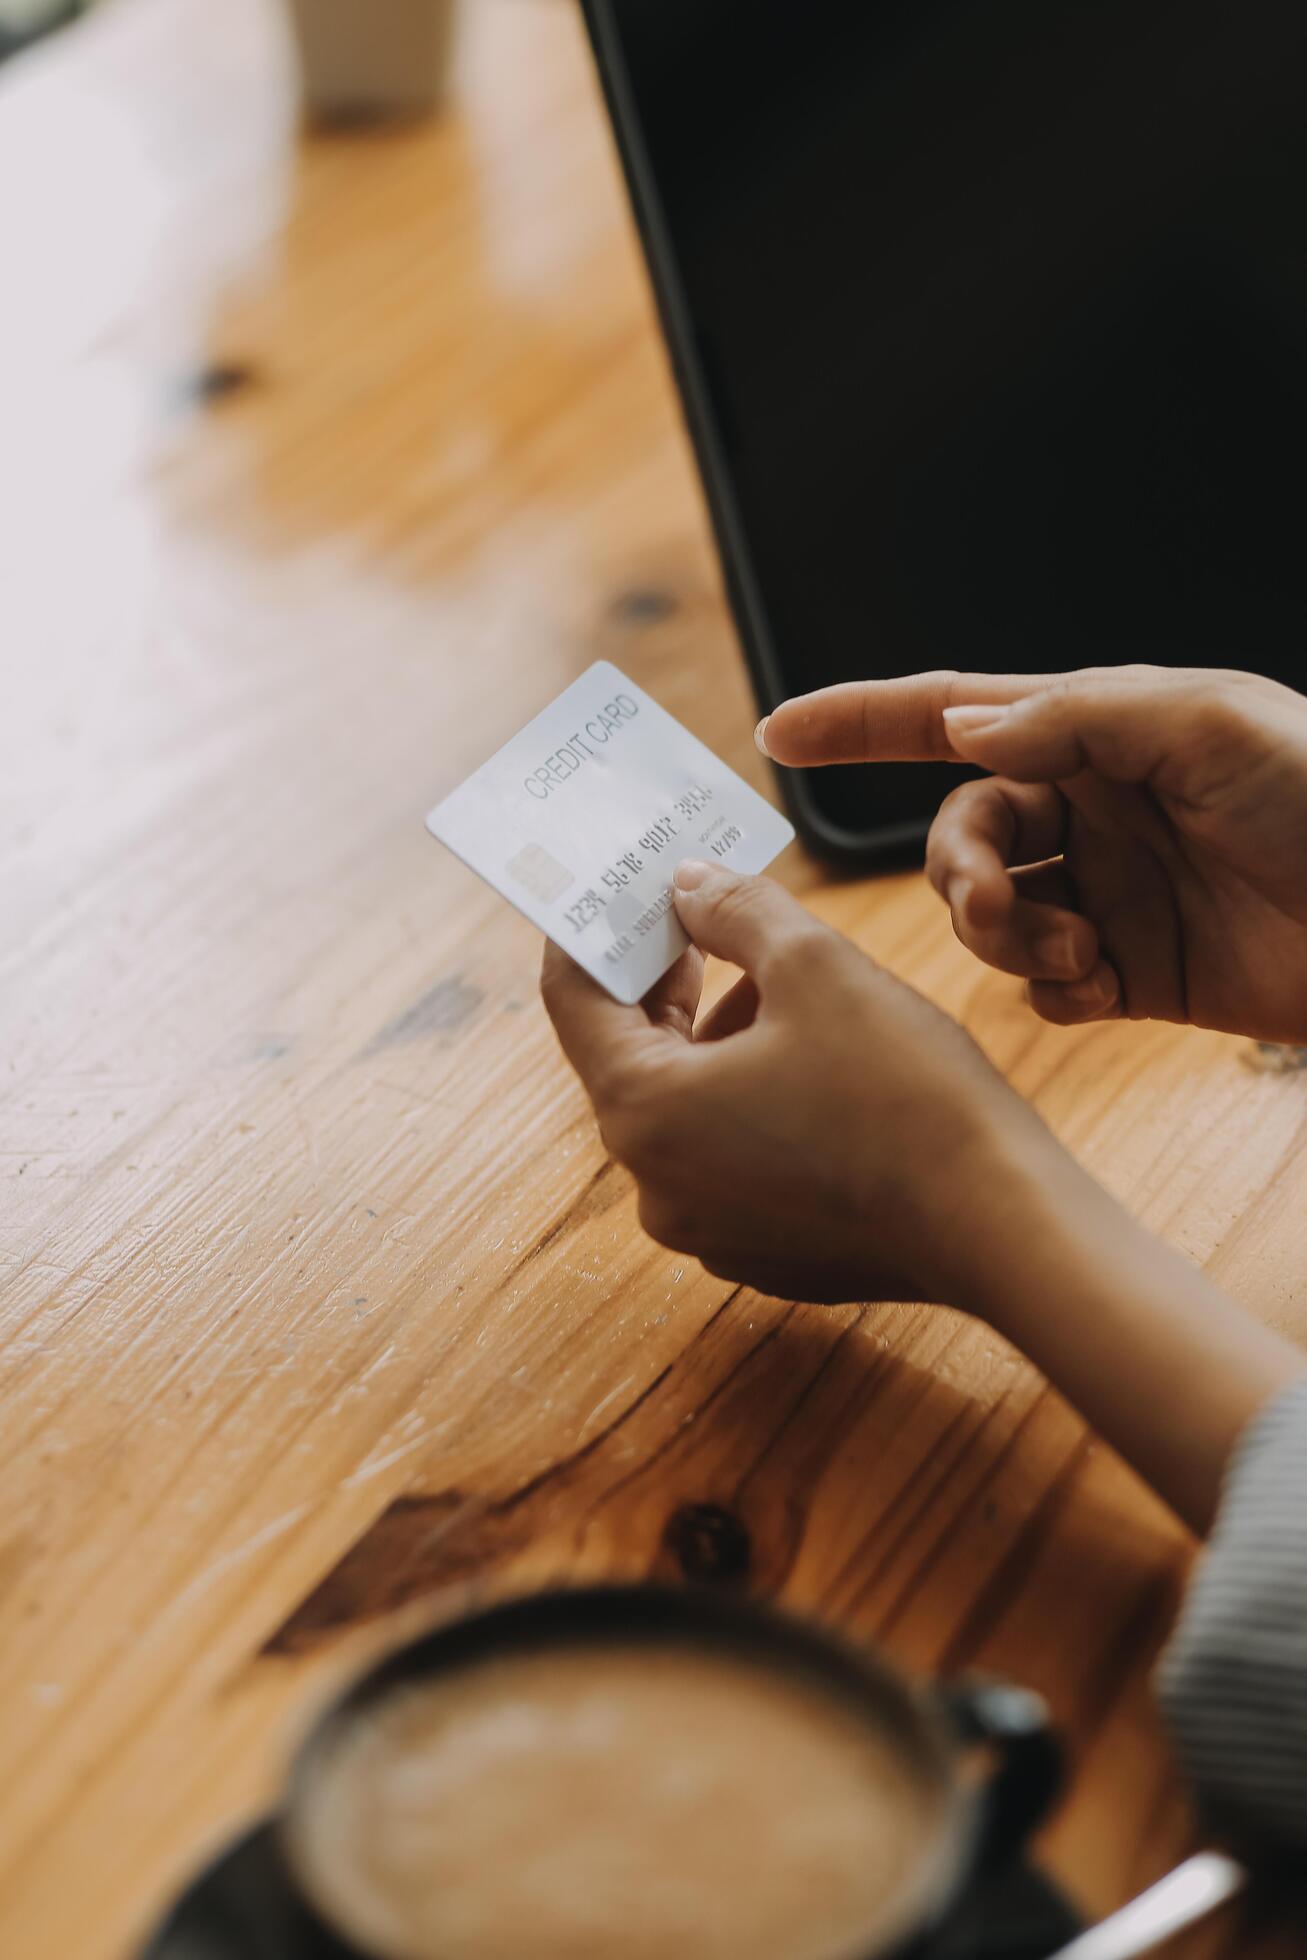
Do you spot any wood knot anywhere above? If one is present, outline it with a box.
[663,1502,752,1587]
[182,361,258,407]
[611,588,677,627]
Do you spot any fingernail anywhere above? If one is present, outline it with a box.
[947,876,974,919]
[943,704,1009,737]
[1065,962,1120,1011]
[674,859,713,892]
[1036,929,1083,978]
[754,715,772,756]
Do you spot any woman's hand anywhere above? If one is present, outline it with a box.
[541,859,1305,1531]
[760,665,1307,1041]
[542,861,1066,1315]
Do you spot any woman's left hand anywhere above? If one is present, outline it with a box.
[540,860,1065,1314]
[541,860,1307,1532]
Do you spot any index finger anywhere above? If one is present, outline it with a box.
[759,671,1065,766]
[539,941,675,1096]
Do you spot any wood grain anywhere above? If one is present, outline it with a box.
[2,2,1305,1955]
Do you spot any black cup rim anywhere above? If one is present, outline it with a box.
[278,1582,1001,1960]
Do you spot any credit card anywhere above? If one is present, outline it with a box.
[426,661,795,1003]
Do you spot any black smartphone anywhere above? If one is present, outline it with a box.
[580,0,1307,866]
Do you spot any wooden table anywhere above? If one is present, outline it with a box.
[3,2,1305,1954]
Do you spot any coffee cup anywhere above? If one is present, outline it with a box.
[272,1583,1061,1960]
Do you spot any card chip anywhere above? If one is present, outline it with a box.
[506,842,574,904]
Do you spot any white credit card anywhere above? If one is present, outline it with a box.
[426,661,794,1003]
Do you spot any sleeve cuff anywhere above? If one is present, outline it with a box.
[1157,1373,1307,1851]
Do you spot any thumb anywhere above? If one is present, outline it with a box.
[941,667,1258,791]
[671,861,813,978]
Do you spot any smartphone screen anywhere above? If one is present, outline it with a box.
[585,0,1307,859]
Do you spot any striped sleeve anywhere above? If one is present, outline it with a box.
[1157,1376,1307,1850]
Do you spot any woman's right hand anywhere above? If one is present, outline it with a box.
[760,665,1307,1042]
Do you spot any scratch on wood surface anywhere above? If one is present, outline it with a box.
[504,1160,623,1281]
[577,1374,641,1440]
[168,1504,311,1618]
[343,1421,444,1488]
